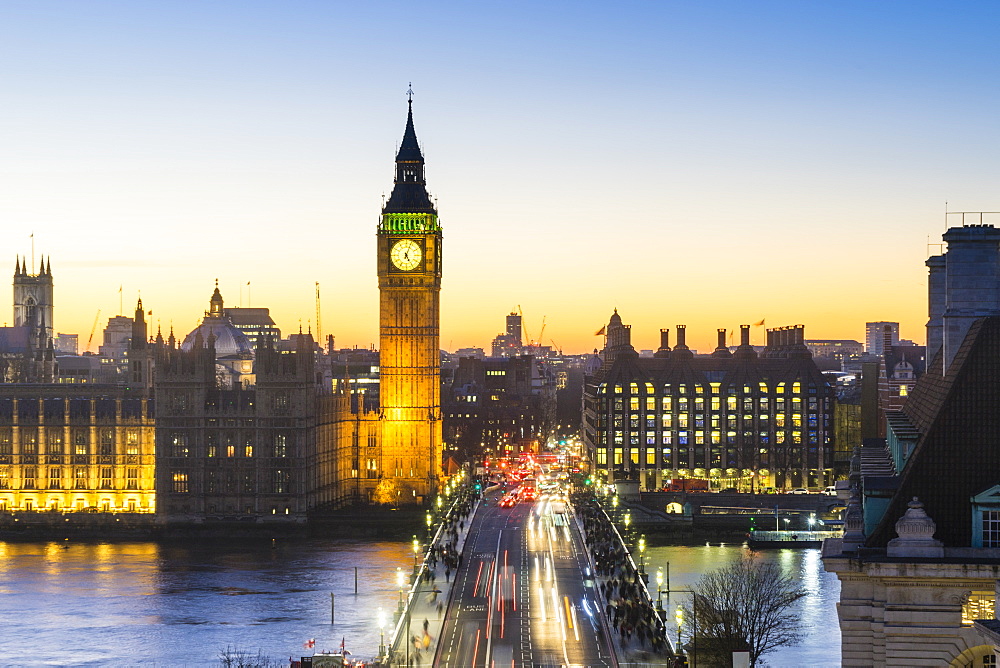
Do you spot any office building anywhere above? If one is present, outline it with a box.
[865,321,899,356]
[583,312,834,491]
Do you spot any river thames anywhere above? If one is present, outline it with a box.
[0,539,839,666]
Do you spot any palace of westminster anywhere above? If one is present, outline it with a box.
[0,101,448,524]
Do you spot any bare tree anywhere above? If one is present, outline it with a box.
[217,645,280,668]
[686,550,807,667]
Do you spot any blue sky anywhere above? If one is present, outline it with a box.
[1,1,998,352]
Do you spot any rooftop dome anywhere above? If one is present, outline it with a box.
[181,284,255,358]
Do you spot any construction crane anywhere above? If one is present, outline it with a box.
[517,306,548,348]
[517,305,528,347]
[315,282,322,346]
[87,309,101,351]
[550,339,562,355]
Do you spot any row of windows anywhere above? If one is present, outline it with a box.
[600,429,823,445]
[171,470,291,494]
[599,381,818,396]
[0,428,143,454]
[0,466,141,489]
[594,447,822,467]
[608,412,822,427]
[169,434,290,458]
[604,397,823,411]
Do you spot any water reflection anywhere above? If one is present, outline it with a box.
[0,539,409,666]
[646,542,840,668]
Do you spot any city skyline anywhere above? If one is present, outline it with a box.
[2,2,999,353]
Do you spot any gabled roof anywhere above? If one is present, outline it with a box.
[868,317,1000,547]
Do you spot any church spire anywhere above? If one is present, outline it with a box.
[382,88,436,215]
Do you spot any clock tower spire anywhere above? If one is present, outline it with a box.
[377,92,443,505]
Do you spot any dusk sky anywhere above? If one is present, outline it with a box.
[2,1,998,353]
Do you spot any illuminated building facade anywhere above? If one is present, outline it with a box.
[0,385,156,513]
[375,98,443,504]
[583,312,834,491]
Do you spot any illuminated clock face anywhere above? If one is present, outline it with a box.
[390,239,422,271]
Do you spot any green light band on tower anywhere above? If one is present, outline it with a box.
[379,212,440,233]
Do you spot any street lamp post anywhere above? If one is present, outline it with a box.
[638,534,646,575]
[675,607,683,655]
[377,607,386,658]
[656,568,664,611]
[426,511,433,541]
[396,567,405,614]
[667,589,698,668]
[412,535,420,576]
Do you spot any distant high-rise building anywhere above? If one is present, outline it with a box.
[865,322,899,356]
[506,312,522,346]
[491,312,523,357]
[54,333,78,355]
[224,307,281,349]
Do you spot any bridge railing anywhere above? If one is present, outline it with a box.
[382,475,476,665]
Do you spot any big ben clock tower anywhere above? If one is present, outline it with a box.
[377,94,443,504]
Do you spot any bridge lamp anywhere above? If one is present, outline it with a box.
[638,535,646,573]
[396,567,405,612]
[377,607,387,657]
[412,536,420,574]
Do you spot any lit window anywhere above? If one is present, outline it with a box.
[172,472,189,493]
[899,385,908,397]
[962,591,995,625]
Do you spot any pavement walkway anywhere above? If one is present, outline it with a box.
[572,498,674,668]
[383,492,484,666]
